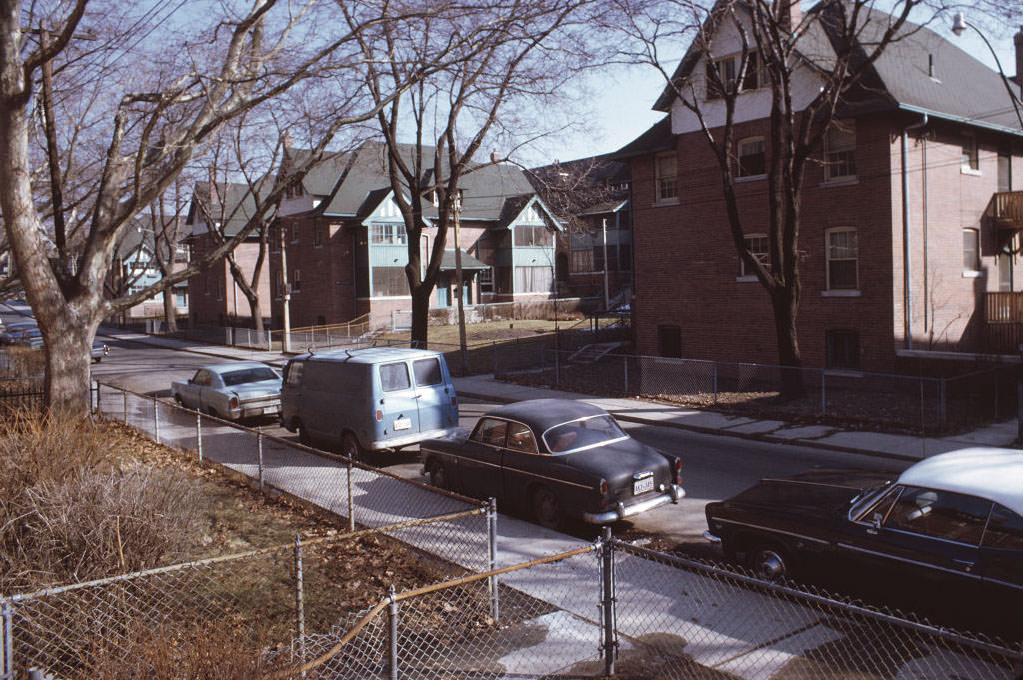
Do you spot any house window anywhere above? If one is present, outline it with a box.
[999,150,1012,192]
[274,270,284,299]
[999,253,1014,291]
[657,325,682,358]
[289,224,299,243]
[740,234,769,277]
[825,124,856,181]
[962,135,979,172]
[514,266,553,293]
[572,248,593,273]
[478,267,493,293]
[217,275,225,301]
[655,153,677,202]
[292,268,302,293]
[371,224,407,245]
[371,266,407,297]
[826,329,860,369]
[737,137,766,178]
[963,228,980,271]
[706,52,762,99]
[176,291,188,307]
[313,224,323,247]
[513,225,552,247]
[826,228,858,290]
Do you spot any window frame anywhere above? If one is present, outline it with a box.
[962,134,980,173]
[739,233,769,279]
[737,137,767,179]
[824,124,857,182]
[825,227,859,291]
[654,152,678,203]
[963,228,981,273]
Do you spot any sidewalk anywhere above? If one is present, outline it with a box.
[94,324,1023,462]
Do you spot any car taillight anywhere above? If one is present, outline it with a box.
[674,458,683,485]
[376,410,383,421]
[229,396,239,410]
[599,478,607,495]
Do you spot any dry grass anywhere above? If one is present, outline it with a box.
[0,410,203,592]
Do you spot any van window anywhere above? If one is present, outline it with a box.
[413,357,443,386]
[380,362,411,392]
[285,361,303,387]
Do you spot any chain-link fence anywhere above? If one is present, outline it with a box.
[0,511,492,679]
[495,348,1006,435]
[92,382,487,544]
[274,533,1022,680]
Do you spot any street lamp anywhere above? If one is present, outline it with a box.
[950,13,1023,131]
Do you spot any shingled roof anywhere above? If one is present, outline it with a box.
[651,0,1023,136]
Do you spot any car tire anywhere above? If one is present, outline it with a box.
[341,432,366,462]
[748,543,790,581]
[427,460,449,490]
[533,487,563,530]
[298,422,312,446]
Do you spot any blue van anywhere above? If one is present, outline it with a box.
[280,347,459,459]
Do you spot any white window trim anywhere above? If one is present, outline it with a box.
[825,226,859,292]
[961,134,980,174]
[654,152,678,205]
[740,233,769,278]
[824,124,857,183]
[962,227,981,274]
[737,137,767,181]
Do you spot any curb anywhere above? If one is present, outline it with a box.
[455,389,923,464]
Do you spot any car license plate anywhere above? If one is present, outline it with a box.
[263,406,278,415]
[633,473,654,496]
[394,417,411,431]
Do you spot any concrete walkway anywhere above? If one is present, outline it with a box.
[86,322,1023,463]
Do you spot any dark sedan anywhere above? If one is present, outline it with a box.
[704,447,1023,614]
[420,398,684,528]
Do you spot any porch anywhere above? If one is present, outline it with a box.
[985,291,1023,353]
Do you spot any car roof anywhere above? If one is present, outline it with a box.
[898,447,1023,516]
[484,398,609,433]
[203,361,275,374]
[297,346,443,364]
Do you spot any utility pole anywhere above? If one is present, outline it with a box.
[602,217,610,311]
[453,190,468,375]
[280,223,292,353]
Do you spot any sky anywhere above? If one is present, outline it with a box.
[539,7,1023,165]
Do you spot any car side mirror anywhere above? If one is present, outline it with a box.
[870,513,883,531]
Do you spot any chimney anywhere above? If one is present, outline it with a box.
[1015,26,1023,98]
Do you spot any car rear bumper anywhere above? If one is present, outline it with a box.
[702,530,722,544]
[583,483,685,524]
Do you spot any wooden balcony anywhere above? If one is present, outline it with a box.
[985,292,1023,352]
[993,191,1023,230]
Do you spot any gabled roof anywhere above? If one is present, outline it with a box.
[115,214,187,261]
[651,0,1023,136]
[187,181,271,237]
[439,249,490,270]
[529,154,632,219]
[285,141,540,223]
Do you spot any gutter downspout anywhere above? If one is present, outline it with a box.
[902,113,928,349]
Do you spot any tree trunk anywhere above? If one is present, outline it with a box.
[771,287,805,399]
[248,295,264,335]
[163,288,178,333]
[42,321,95,416]
[410,286,431,348]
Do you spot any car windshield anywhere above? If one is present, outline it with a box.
[543,414,628,454]
[221,367,279,386]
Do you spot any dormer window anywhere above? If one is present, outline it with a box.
[706,52,764,99]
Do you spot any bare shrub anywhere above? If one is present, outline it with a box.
[80,619,289,680]
[0,411,203,591]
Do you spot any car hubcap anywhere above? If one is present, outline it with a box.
[754,550,786,579]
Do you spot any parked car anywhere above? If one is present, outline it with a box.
[420,398,685,528]
[280,346,459,460]
[172,361,282,421]
[1,322,37,344]
[704,447,1023,603]
[91,339,109,363]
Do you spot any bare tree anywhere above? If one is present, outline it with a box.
[611,0,942,394]
[348,0,602,345]
[0,0,444,415]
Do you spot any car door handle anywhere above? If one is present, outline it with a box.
[952,558,975,571]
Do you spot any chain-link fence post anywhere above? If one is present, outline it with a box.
[122,390,128,424]
[294,533,306,673]
[939,377,948,432]
[713,361,719,405]
[346,461,356,532]
[487,497,499,623]
[599,526,617,678]
[153,396,160,444]
[388,585,399,680]
[1,598,12,680]
[257,427,264,490]
[623,355,629,394]
[196,412,203,462]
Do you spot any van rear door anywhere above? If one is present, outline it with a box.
[377,360,421,438]
[411,356,455,434]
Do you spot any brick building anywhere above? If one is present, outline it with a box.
[618,5,1023,372]
[185,182,273,327]
[270,142,562,330]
